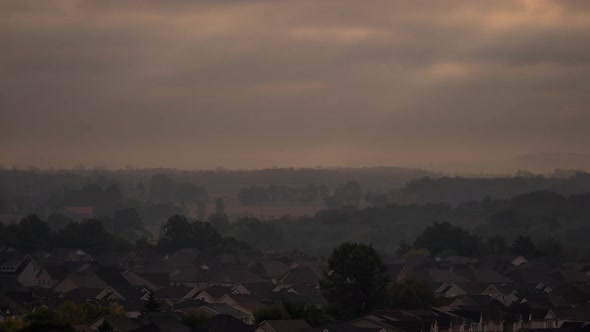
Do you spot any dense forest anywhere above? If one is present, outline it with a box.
[2,168,590,259]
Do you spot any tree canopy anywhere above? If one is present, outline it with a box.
[319,242,389,318]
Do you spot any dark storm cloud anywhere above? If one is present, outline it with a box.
[1,0,589,169]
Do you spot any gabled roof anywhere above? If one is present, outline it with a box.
[478,255,529,273]
[123,271,170,290]
[92,252,128,267]
[32,248,93,266]
[269,289,326,305]
[173,299,208,311]
[0,251,27,269]
[233,282,277,295]
[440,282,489,296]
[167,248,219,269]
[454,268,513,284]
[218,293,269,305]
[170,267,213,282]
[56,272,109,291]
[124,251,166,266]
[60,287,103,302]
[197,284,233,300]
[449,294,497,308]
[248,260,291,279]
[191,303,251,321]
[385,263,406,281]
[408,268,470,284]
[0,293,31,315]
[281,267,322,285]
[154,286,195,300]
[211,266,266,284]
[41,266,69,280]
[507,263,559,284]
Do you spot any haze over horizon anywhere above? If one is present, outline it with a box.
[2,1,590,170]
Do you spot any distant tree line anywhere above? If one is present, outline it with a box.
[0,213,251,256]
[238,184,329,205]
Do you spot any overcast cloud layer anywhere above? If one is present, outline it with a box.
[1,0,589,169]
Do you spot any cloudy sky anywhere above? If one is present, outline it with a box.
[1,0,589,169]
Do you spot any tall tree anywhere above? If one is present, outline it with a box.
[388,279,436,309]
[143,290,161,314]
[319,242,389,318]
[414,222,482,257]
[511,236,539,258]
[487,235,508,254]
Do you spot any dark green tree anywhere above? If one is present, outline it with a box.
[252,304,291,324]
[282,302,330,327]
[396,240,412,258]
[511,236,539,258]
[414,222,482,257]
[143,290,161,313]
[319,242,389,318]
[51,219,131,254]
[388,279,436,309]
[112,208,144,238]
[23,307,74,332]
[6,215,51,252]
[47,213,74,231]
[181,312,209,328]
[215,198,225,215]
[487,235,508,254]
[192,221,222,250]
[158,215,193,250]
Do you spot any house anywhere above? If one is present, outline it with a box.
[435,282,490,298]
[0,252,41,288]
[33,248,95,265]
[0,293,31,322]
[478,255,529,274]
[233,282,278,296]
[167,248,219,270]
[481,284,519,306]
[144,285,199,304]
[247,260,291,282]
[195,285,234,303]
[453,268,513,284]
[122,270,170,290]
[277,284,326,305]
[121,251,167,268]
[34,265,68,289]
[403,268,471,292]
[280,266,322,285]
[515,299,559,329]
[169,267,214,288]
